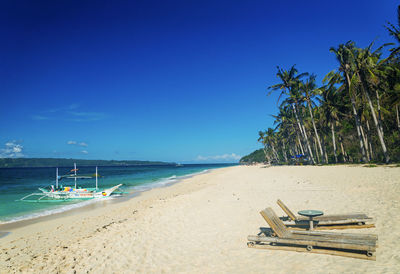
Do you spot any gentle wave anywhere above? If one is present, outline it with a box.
[0,197,112,225]
[0,169,210,225]
[129,170,209,192]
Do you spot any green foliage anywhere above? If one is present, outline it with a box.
[0,158,174,168]
[364,164,378,167]
[239,149,266,163]
[253,4,400,165]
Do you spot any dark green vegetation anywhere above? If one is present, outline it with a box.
[0,158,174,168]
[239,149,265,164]
[241,6,400,165]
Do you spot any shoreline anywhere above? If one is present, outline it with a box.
[0,168,213,232]
[1,165,399,273]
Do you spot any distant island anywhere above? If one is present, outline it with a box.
[0,158,175,168]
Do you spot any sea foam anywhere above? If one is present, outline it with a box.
[0,169,210,225]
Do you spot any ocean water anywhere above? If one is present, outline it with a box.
[0,164,233,224]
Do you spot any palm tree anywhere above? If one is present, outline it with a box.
[255,5,400,164]
[268,65,316,164]
[330,42,368,162]
[384,6,400,136]
[257,131,270,163]
[385,5,400,58]
[379,61,400,133]
[351,42,390,163]
[318,83,343,163]
[265,128,280,163]
[300,74,326,163]
[272,105,298,163]
[277,131,289,163]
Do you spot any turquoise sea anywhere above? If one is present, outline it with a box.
[0,164,233,224]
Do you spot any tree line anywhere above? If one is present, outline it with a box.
[257,6,400,165]
[0,158,174,168]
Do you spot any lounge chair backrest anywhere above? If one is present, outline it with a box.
[260,207,290,238]
[277,199,297,221]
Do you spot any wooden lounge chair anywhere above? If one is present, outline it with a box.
[247,207,378,260]
[277,199,375,230]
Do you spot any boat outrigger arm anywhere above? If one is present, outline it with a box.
[20,184,123,202]
[19,165,124,202]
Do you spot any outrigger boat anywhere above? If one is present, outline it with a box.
[20,164,123,202]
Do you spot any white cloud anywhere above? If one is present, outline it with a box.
[0,140,25,158]
[81,150,88,154]
[47,104,80,113]
[196,155,208,161]
[196,153,241,162]
[67,141,88,147]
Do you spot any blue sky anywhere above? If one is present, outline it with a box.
[0,0,398,163]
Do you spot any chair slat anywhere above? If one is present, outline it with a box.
[277,199,297,221]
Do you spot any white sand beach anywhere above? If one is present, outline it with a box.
[1,165,400,273]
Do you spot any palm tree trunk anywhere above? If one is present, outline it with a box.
[340,140,347,163]
[263,147,270,164]
[351,100,368,161]
[321,136,329,164]
[344,144,349,161]
[352,99,368,162]
[297,135,305,155]
[282,142,288,163]
[292,104,307,141]
[345,72,367,162]
[366,120,374,160]
[396,104,400,133]
[360,124,370,161]
[294,145,298,155]
[358,73,390,163]
[292,103,315,164]
[313,137,320,163]
[271,144,279,162]
[307,99,325,162]
[323,138,329,163]
[269,149,275,163]
[375,90,384,137]
[302,123,316,164]
[369,140,374,161]
[331,123,338,163]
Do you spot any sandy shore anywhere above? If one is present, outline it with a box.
[1,165,400,273]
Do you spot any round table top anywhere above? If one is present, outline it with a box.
[298,210,324,217]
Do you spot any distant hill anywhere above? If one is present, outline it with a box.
[0,158,175,168]
[239,149,265,164]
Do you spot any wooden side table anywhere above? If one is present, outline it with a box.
[298,210,324,230]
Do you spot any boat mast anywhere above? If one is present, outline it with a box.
[95,166,98,189]
[56,167,58,189]
[74,163,77,189]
